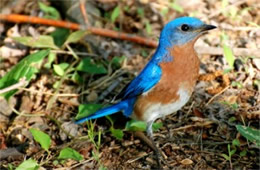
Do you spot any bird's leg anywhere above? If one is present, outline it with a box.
[146,121,163,168]
[134,121,168,168]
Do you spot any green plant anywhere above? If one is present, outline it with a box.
[111,6,120,23]
[236,125,260,146]
[106,116,124,140]
[0,50,50,100]
[58,147,83,161]
[30,128,83,164]
[16,158,39,170]
[170,0,184,13]
[221,139,238,169]
[221,32,235,69]
[85,121,105,168]
[145,20,152,35]
[38,2,61,20]
[30,128,51,152]
[125,119,162,132]
[75,104,103,120]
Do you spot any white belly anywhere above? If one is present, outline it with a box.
[141,88,191,123]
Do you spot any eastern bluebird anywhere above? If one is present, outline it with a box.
[76,17,216,139]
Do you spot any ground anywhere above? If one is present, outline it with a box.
[0,0,259,169]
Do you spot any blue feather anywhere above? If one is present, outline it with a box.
[75,98,136,124]
[122,61,162,99]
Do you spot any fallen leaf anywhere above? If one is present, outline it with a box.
[180,158,193,165]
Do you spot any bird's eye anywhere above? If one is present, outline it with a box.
[181,24,190,31]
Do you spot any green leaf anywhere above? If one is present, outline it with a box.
[53,65,64,76]
[170,1,184,13]
[221,153,230,160]
[228,116,236,123]
[125,120,146,131]
[160,8,169,17]
[221,33,235,68]
[53,81,59,89]
[137,7,144,18]
[16,159,39,170]
[8,163,14,170]
[223,68,232,73]
[230,103,239,110]
[110,127,124,140]
[12,36,59,49]
[71,71,83,84]
[58,147,83,161]
[38,2,61,20]
[50,28,70,47]
[231,81,243,88]
[0,50,50,100]
[145,21,152,35]
[111,56,126,68]
[125,120,162,132]
[98,165,107,170]
[75,104,103,120]
[52,160,59,166]
[230,148,236,156]
[76,58,107,75]
[30,128,51,151]
[222,44,235,68]
[65,30,86,44]
[240,150,247,157]
[232,139,240,146]
[44,52,56,69]
[53,63,69,76]
[152,122,163,131]
[236,125,260,146]
[111,6,120,23]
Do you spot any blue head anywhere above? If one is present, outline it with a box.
[152,17,216,62]
[159,17,216,46]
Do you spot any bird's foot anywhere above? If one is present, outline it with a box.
[134,131,169,169]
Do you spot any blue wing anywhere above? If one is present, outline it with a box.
[122,61,162,99]
[75,58,162,124]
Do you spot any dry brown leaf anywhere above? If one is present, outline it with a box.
[180,158,193,165]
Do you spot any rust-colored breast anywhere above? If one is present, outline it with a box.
[133,39,200,121]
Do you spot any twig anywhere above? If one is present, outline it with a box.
[195,46,260,58]
[126,151,149,164]
[1,14,259,57]
[0,14,157,47]
[69,158,94,169]
[205,85,230,106]
[187,101,195,115]
[18,87,79,97]
[79,0,90,26]
[11,106,45,117]
[0,77,28,94]
[171,120,214,132]
[52,50,98,57]
[97,77,123,102]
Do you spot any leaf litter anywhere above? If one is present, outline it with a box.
[0,0,259,169]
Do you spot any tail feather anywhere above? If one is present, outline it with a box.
[75,101,127,124]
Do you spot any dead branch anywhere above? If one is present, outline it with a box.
[1,14,259,57]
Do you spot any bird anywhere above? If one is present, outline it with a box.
[76,16,216,143]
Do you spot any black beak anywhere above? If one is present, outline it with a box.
[200,24,217,32]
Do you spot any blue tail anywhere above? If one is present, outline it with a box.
[75,100,133,124]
